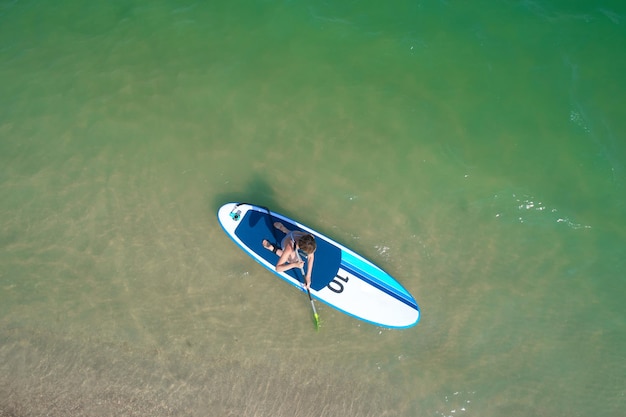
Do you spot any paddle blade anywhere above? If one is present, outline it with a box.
[313,312,321,330]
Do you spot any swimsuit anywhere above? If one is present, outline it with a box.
[281,231,306,262]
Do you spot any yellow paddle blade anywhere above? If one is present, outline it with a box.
[313,313,321,330]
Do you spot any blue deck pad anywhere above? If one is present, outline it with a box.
[234,209,341,291]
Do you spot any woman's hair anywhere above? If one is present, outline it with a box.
[297,234,316,254]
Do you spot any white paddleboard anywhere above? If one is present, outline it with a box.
[217,203,420,328]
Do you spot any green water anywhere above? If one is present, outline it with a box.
[1,1,625,416]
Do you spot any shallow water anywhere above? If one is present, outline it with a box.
[1,1,625,416]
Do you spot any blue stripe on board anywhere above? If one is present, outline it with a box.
[341,250,410,296]
[340,261,418,311]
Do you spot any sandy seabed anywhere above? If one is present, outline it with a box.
[0,328,396,417]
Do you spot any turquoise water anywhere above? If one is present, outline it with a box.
[1,1,625,416]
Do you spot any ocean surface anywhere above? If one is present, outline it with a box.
[1,1,625,416]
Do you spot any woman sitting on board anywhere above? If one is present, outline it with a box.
[263,222,316,290]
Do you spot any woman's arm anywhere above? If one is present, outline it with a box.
[275,246,304,273]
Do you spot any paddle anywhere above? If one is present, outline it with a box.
[296,249,321,330]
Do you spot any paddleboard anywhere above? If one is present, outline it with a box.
[217,202,420,328]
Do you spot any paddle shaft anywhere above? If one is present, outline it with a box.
[300,267,318,311]
[297,255,320,329]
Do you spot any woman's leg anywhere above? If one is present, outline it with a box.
[273,222,290,234]
[262,239,283,256]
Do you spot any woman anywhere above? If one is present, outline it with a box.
[262,222,316,290]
